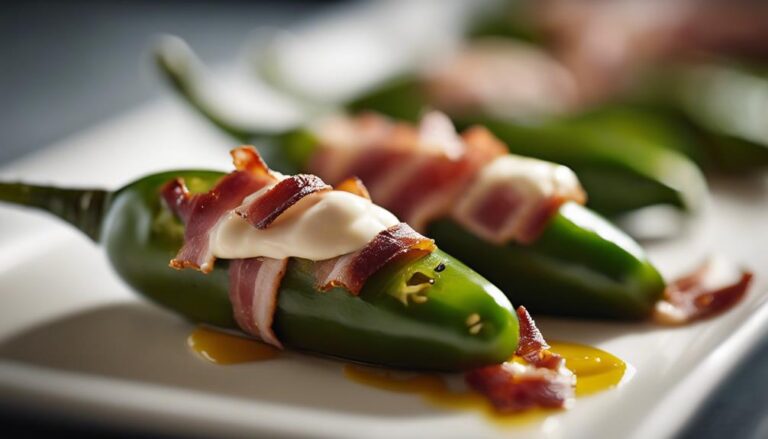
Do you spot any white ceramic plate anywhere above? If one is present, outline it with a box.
[1,1,767,438]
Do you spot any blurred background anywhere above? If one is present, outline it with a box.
[2,0,768,437]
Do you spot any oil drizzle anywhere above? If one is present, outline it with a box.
[186,327,626,421]
[188,326,279,364]
[551,341,626,396]
[344,341,626,423]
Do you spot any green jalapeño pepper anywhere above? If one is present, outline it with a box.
[152,38,704,217]
[623,63,768,173]
[0,173,519,371]
[458,113,707,216]
[155,40,666,321]
[344,78,707,217]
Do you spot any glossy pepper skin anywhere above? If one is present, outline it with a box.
[428,205,664,319]
[623,64,768,173]
[0,173,519,372]
[155,42,667,320]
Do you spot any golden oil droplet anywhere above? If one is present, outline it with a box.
[187,326,279,365]
[548,341,626,396]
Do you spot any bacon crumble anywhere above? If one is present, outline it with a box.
[654,258,753,325]
[465,306,575,413]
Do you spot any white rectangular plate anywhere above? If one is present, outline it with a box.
[1,2,767,438]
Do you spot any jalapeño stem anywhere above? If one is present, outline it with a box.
[0,182,110,242]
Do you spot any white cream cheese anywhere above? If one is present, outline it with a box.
[209,190,399,261]
[468,155,582,199]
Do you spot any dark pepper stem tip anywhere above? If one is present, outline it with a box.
[0,182,111,242]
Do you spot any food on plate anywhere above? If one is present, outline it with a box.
[466,0,768,174]
[157,39,754,323]
[0,140,753,415]
[653,257,754,325]
[156,45,671,320]
[155,36,707,217]
[344,338,626,420]
[0,146,591,412]
[192,35,707,217]
[0,146,526,371]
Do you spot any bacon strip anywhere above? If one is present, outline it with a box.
[228,257,288,348]
[309,112,584,244]
[163,145,436,351]
[161,170,273,273]
[235,174,331,229]
[453,156,586,245]
[314,223,436,295]
[465,306,574,412]
[654,258,753,325]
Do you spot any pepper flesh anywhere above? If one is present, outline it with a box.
[95,170,519,371]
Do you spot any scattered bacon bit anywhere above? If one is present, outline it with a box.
[334,176,371,200]
[654,258,753,325]
[465,306,574,413]
[228,257,288,348]
[465,363,574,413]
[515,306,564,370]
[314,223,436,295]
[236,174,331,229]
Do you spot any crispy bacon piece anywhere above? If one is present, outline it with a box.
[161,170,273,273]
[654,258,753,325]
[163,144,436,350]
[334,176,371,200]
[236,174,331,229]
[314,223,436,295]
[465,362,574,413]
[465,306,574,412]
[228,257,288,348]
[515,306,564,370]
